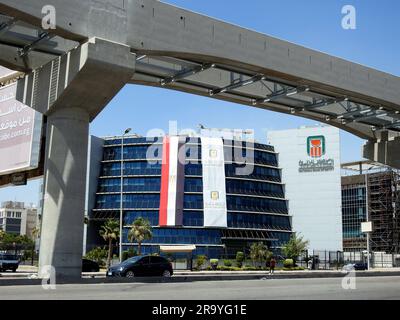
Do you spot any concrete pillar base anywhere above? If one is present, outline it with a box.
[38,107,89,279]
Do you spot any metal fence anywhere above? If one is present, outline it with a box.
[295,250,400,270]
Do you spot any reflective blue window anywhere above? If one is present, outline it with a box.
[185,163,202,176]
[227,195,288,214]
[227,212,291,230]
[122,228,222,245]
[184,178,203,192]
[184,195,203,209]
[124,211,159,226]
[183,211,204,226]
[103,145,162,161]
[96,194,160,209]
[98,177,161,192]
[101,161,161,176]
[226,179,284,198]
[225,164,281,182]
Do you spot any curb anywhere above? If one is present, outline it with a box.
[0,271,400,286]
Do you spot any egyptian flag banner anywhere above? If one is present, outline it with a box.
[159,136,185,227]
[201,137,228,228]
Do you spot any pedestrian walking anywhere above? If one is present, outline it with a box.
[269,257,276,274]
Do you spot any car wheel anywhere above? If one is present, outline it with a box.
[162,270,172,278]
[125,271,135,278]
[12,269,17,273]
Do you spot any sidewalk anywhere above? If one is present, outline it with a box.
[174,267,400,276]
[1,267,400,285]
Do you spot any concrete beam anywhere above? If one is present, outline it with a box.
[363,132,400,169]
[16,38,136,121]
[0,0,399,111]
[0,43,56,71]
[126,1,400,111]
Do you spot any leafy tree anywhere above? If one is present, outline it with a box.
[282,234,309,267]
[236,251,245,268]
[122,248,138,261]
[99,219,120,268]
[128,217,153,256]
[85,247,108,267]
[249,242,271,267]
[195,255,207,270]
[0,233,34,246]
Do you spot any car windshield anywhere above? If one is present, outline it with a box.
[0,254,18,260]
[121,256,143,266]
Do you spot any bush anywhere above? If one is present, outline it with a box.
[217,266,242,271]
[85,247,108,267]
[196,255,207,270]
[122,249,138,261]
[210,259,219,270]
[283,266,305,271]
[224,260,232,267]
[236,251,245,268]
[283,259,294,268]
[210,259,219,265]
[243,266,259,271]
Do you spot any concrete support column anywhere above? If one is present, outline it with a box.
[38,107,89,279]
[13,38,136,280]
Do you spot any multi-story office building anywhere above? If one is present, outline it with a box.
[268,125,343,251]
[0,201,38,237]
[341,161,400,253]
[85,133,292,257]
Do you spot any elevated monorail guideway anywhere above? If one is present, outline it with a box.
[0,0,399,279]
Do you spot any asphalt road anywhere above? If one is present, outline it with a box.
[0,276,399,300]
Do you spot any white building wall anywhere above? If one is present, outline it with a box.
[268,125,343,251]
[19,209,27,236]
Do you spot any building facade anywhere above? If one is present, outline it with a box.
[0,201,38,237]
[86,135,292,257]
[341,162,400,253]
[341,174,368,251]
[268,125,343,251]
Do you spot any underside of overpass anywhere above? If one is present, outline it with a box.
[0,0,399,279]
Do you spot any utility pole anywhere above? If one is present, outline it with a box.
[119,128,131,263]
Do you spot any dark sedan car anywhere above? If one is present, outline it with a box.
[82,259,100,272]
[107,255,173,278]
[353,262,368,271]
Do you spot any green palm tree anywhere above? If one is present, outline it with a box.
[282,234,309,267]
[249,242,270,267]
[99,219,120,268]
[128,218,153,256]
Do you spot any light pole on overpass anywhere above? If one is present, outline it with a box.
[120,128,132,263]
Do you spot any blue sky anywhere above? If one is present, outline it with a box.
[1,0,399,205]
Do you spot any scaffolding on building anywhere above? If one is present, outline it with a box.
[342,160,400,254]
[368,168,400,253]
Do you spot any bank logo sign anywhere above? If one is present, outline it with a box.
[307,136,325,158]
[299,135,334,173]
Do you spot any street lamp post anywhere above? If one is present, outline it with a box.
[362,173,373,270]
[120,128,132,263]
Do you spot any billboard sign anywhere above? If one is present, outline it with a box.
[0,70,43,175]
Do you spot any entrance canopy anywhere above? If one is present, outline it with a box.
[160,245,196,253]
